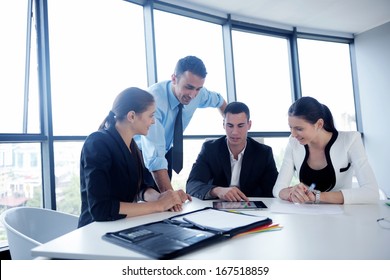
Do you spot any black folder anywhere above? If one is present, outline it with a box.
[102,207,272,259]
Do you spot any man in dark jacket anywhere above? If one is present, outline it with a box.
[186,101,278,201]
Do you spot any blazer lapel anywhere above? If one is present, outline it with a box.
[107,126,139,187]
[239,139,254,187]
[219,137,232,181]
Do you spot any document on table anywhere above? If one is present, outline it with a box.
[172,208,269,232]
[270,202,343,215]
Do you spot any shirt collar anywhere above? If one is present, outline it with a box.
[225,137,247,160]
[167,81,182,110]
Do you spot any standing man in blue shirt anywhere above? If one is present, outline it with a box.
[136,56,227,210]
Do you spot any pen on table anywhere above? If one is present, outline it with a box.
[226,210,257,217]
[183,217,206,230]
[293,183,316,205]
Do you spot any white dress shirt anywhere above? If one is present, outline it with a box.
[227,140,247,187]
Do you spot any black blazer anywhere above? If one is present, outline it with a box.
[186,136,278,199]
[78,125,146,228]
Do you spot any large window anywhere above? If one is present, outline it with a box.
[0,1,42,247]
[0,0,39,133]
[232,30,293,132]
[298,38,356,131]
[49,0,147,136]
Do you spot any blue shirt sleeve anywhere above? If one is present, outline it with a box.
[140,81,225,172]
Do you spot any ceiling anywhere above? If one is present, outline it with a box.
[161,0,390,35]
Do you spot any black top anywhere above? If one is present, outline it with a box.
[300,131,338,192]
[78,125,147,228]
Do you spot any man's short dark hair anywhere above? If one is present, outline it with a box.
[224,101,250,120]
[174,56,207,79]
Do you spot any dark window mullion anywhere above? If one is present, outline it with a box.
[23,0,34,133]
[35,0,56,210]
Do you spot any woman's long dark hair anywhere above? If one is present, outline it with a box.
[99,87,154,130]
[288,96,337,133]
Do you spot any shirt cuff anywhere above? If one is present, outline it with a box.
[204,188,217,200]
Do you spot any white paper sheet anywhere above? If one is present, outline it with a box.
[270,202,343,215]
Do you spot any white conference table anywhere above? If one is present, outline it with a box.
[31,198,390,260]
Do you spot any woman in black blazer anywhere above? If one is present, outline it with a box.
[78,87,182,227]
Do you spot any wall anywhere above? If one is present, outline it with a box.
[354,21,390,198]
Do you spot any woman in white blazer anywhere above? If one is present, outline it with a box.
[273,96,379,204]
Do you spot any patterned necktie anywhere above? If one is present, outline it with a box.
[172,104,183,174]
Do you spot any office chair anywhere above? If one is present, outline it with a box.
[0,206,79,259]
[379,188,387,200]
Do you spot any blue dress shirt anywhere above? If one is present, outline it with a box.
[135,80,224,172]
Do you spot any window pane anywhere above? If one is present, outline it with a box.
[262,137,289,171]
[49,0,147,135]
[0,143,42,246]
[172,139,205,191]
[54,142,83,216]
[154,10,227,135]
[298,39,356,131]
[232,31,293,131]
[263,137,299,185]
[0,1,39,133]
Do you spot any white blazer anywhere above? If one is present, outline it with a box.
[273,131,379,204]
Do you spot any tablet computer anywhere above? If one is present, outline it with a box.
[212,201,267,210]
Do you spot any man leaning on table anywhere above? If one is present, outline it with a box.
[186,101,278,201]
[135,55,227,210]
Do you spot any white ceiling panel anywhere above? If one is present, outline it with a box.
[161,0,390,35]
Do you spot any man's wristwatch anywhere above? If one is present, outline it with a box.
[313,190,321,204]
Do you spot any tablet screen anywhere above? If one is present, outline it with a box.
[212,201,267,210]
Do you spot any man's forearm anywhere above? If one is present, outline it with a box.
[218,100,227,116]
[152,169,174,192]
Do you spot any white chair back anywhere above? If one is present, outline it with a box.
[0,207,78,259]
